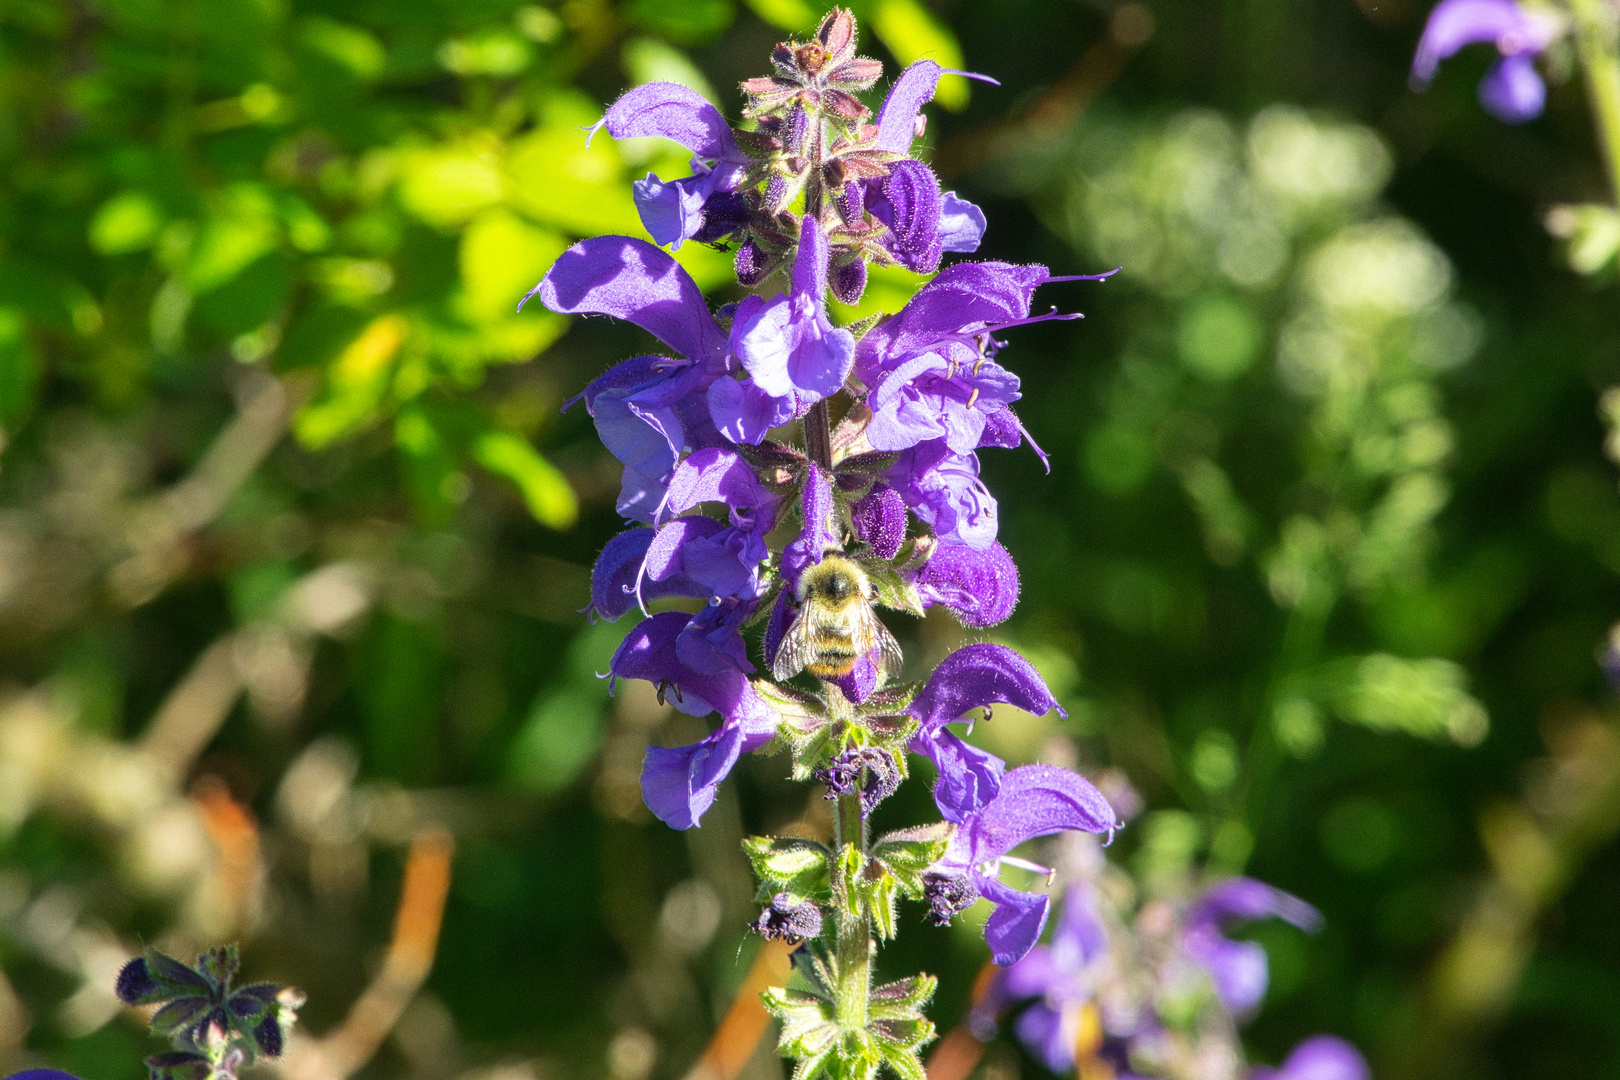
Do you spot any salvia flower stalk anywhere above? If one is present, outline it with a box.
[529,10,1121,1079]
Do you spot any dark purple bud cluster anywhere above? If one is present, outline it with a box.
[753,892,826,940]
[814,744,902,816]
[116,945,303,1080]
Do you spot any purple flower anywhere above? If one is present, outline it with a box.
[922,765,1118,965]
[863,60,990,265]
[993,886,1110,1072]
[711,217,857,444]
[615,612,781,829]
[1181,878,1322,1013]
[589,527,707,620]
[866,350,1022,454]
[594,82,751,248]
[1411,0,1560,124]
[907,644,1061,821]
[529,236,729,519]
[910,540,1020,628]
[646,447,779,603]
[889,440,998,549]
[1251,1037,1370,1080]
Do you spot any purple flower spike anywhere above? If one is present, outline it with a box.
[1182,878,1322,1013]
[1251,1037,1370,1080]
[733,216,857,402]
[1411,0,1558,124]
[926,765,1119,965]
[617,612,781,829]
[852,483,907,559]
[912,540,1020,627]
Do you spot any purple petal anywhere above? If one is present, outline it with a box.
[911,725,1007,823]
[1412,0,1549,82]
[881,161,944,273]
[954,764,1119,865]
[604,82,742,166]
[733,220,856,401]
[529,236,726,364]
[762,589,794,672]
[939,193,987,253]
[829,650,880,702]
[851,483,908,559]
[912,540,1020,627]
[1272,1038,1370,1080]
[890,442,999,549]
[1189,878,1322,933]
[910,643,1059,732]
[660,447,772,521]
[874,60,941,154]
[593,528,682,619]
[979,873,1051,966]
[783,462,835,582]
[633,172,713,249]
[708,375,797,445]
[1479,52,1545,122]
[641,723,747,829]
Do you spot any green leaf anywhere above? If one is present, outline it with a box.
[862,868,899,940]
[764,987,838,1061]
[876,1037,932,1080]
[472,428,579,529]
[869,974,937,1019]
[743,836,832,897]
[865,566,925,618]
[872,825,951,897]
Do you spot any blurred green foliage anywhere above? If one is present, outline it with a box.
[1,1,1620,1080]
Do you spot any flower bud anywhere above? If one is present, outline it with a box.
[830,259,867,305]
[912,541,1019,627]
[753,893,824,940]
[851,483,906,558]
[735,239,773,287]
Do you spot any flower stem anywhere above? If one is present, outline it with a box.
[831,790,871,1030]
[806,399,834,471]
[1570,0,1620,207]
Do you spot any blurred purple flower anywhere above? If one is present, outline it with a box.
[991,885,1110,1072]
[923,765,1118,965]
[1411,0,1561,123]
[1181,878,1322,1013]
[1251,1037,1370,1080]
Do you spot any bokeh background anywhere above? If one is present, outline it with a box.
[1,0,1619,1078]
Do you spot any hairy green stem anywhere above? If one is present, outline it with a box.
[831,790,872,1030]
[1570,0,1620,208]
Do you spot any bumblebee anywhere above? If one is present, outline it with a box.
[772,554,903,681]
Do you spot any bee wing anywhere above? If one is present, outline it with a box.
[771,608,820,681]
[853,602,904,681]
